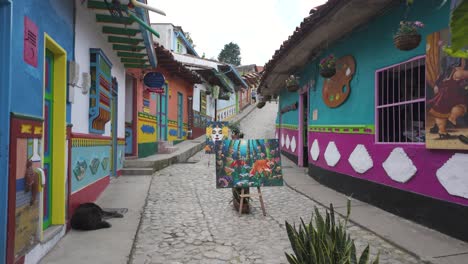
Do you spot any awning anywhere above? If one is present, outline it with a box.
[87,0,159,68]
[194,69,234,93]
[154,43,202,84]
[218,65,249,90]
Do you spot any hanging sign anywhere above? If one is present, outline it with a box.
[144,72,165,94]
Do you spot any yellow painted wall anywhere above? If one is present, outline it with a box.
[137,112,157,144]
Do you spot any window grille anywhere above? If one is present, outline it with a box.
[376,56,426,143]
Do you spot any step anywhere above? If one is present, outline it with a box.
[120,167,153,176]
[158,146,178,154]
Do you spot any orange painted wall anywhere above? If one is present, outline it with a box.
[156,67,193,124]
[127,69,157,116]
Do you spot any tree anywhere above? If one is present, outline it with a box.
[218,42,241,66]
[184,32,196,48]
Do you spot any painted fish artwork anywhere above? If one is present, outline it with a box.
[215,139,283,188]
[205,121,229,154]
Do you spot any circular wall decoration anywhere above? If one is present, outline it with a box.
[322,55,356,108]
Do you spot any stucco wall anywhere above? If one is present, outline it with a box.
[278,1,468,206]
[72,0,126,138]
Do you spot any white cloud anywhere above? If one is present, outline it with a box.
[148,0,327,66]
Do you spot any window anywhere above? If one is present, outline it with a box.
[376,56,425,143]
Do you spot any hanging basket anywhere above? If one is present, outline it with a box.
[205,90,212,95]
[320,67,336,78]
[257,102,266,108]
[287,84,300,92]
[393,34,421,51]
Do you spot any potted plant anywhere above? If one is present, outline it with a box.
[285,200,379,264]
[285,75,300,92]
[205,86,212,95]
[393,21,424,51]
[319,54,336,78]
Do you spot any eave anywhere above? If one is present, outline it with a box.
[259,0,398,95]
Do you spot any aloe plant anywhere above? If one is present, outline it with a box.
[285,200,379,264]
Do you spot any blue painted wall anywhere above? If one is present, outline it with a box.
[0,1,13,261]
[279,88,299,125]
[291,1,450,126]
[71,145,112,193]
[10,0,73,122]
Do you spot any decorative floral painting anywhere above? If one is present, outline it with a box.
[215,139,283,188]
[426,28,468,150]
[205,121,229,154]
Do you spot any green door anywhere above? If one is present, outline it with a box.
[43,49,53,229]
[157,86,168,141]
[177,92,183,138]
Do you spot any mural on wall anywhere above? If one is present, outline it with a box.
[137,112,157,157]
[205,121,229,154]
[426,28,468,150]
[215,139,283,188]
[322,55,356,108]
[73,160,87,181]
[15,138,42,259]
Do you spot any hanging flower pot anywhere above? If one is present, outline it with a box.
[319,54,336,78]
[205,89,212,95]
[393,34,421,51]
[393,21,424,51]
[285,75,300,92]
[257,102,266,108]
[319,67,336,78]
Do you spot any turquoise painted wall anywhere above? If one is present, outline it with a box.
[10,0,73,122]
[71,145,111,193]
[295,1,450,126]
[279,88,300,125]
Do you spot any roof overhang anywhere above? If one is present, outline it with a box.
[195,69,234,93]
[218,65,249,89]
[154,43,202,84]
[175,31,199,57]
[87,0,160,69]
[259,0,397,95]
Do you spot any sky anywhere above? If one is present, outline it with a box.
[147,0,327,66]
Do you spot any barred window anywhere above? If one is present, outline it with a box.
[376,56,426,143]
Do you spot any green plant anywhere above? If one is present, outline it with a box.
[395,21,424,37]
[319,55,336,70]
[285,200,379,264]
[285,75,300,87]
[228,122,240,135]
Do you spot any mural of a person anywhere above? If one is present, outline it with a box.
[428,58,468,142]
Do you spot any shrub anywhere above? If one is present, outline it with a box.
[285,200,379,264]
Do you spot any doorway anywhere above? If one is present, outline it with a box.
[110,77,118,177]
[177,92,183,138]
[157,85,168,141]
[298,91,309,167]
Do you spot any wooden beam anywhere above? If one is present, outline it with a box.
[103,26,140,36]
[108,36,143,45]
[117,51,147,58]
[121,58,148,64]
[88,0,127,10]
[96,14,133,25]
[124,63,150,68]
[112,44,145,51]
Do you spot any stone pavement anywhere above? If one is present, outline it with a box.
[129,152,421,264]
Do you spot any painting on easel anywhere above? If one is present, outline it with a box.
[205,121,229,154]
[215,139,283,188]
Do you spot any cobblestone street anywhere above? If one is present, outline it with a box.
[130,103,422,264]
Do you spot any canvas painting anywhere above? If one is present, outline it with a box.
[425,28,468,150]
[205,121,229,154]
[215,139,283,188]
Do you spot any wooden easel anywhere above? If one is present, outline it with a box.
[239,187,266,216]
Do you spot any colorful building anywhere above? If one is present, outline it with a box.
[1,0,160,262]
[259,0,468,242]
[125,43,202,158]
[2,1,74,263]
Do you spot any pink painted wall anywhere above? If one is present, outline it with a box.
[308,132,468,206]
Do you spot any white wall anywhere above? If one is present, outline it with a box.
[72,0,126,138]
[193,84,201,112]
[151,23,173,50]
[125,75,133,123]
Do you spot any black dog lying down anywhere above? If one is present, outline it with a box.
[71,203,123,231]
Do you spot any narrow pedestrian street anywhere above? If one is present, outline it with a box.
[129,103,420,264]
